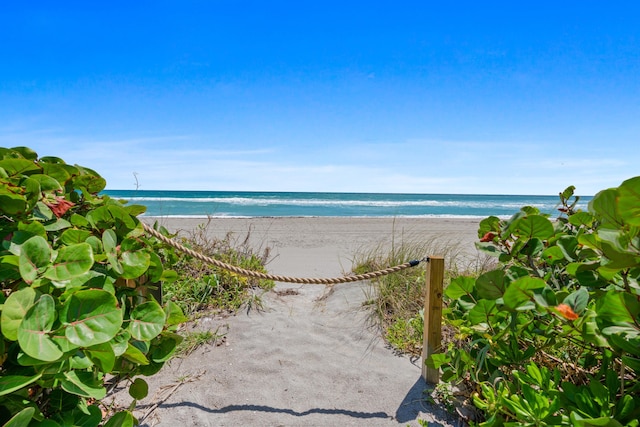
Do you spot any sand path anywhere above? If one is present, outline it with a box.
[109,217,478,426]
[126,282,457,426]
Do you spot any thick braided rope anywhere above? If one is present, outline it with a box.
[142,222,421,285]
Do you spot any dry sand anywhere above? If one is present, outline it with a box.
[113,217,481,426]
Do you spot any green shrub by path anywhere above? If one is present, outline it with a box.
[0,146,186,426]
[436,178,640,425]
[162,218,274,317]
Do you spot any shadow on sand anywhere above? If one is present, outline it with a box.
[138,376,458,426]
[396,376,460,427]
[146,401,390,421]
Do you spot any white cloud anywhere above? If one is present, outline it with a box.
[2,128,638,195]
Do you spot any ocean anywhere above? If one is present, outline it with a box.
[103,190,591,219]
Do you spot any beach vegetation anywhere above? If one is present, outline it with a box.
[353,233,492,356]
[0,146,186,426]
[359,177,640,425]
[161,218,274,317]
[176,328,224,356]
[434,176,640,425]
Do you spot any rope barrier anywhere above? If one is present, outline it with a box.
[142,222,425,285]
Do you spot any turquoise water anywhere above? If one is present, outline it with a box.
[103,190,591,218]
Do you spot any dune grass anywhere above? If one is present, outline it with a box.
[352,230,494,356]
[162,218,274,317]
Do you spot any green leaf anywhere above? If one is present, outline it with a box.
[602,327,640,354]
[474,242,503,257]
[561,185,576,201]
[164,301,187,326]
[18,235,51,283]
[17,294,63,362]
[2,407,36,427]
[569,413,624,427]
[129,301,166,341]
[69,350,93,370]
[40,162,77,185]
[0,158,40,176]
[569,211,595,228]
[520,237,544,257]
[589,188,624,227]
[581,311,609,348]
[120,250,150,279]
[503,277,546,311]
[542,246,565,264]
[597,290,640,326]
[86,342,116,372]
[21,176,41,211]
[557,236,579,262]
[103,411,136,427]
[160,269,178,283]
[64,270,112,291]
[73,170,107,194]
[445,276,475,300]
[129,378,149,400]
[563,287,589,314]
[476,270,505,300]
[0,189,28,215]
[108,205,138,230]
[43,242,94,281]
[14,218,48,240]
[124,204,147,216]
[51,330,79,353]
[110,330,131,357]
[43,218,72,232]
[138,361,164,376]
[72,404,103,427]
[468,299,497,326]
[146,251,164,282]
[0,373,42,397]
[60,371,107,399]
[70,213,90,227]
[617,176,640,226]
[1,287,37,341]
[103,229,123,275]
[10,146,38,160]
[622,355,640,374]
[122,342,149,365]
[478,216,501,238]
[513,215,554,240]
[426,352,451,370]
[62,289,123,347]
[614,394,636,423]
[87,206,115,229]
[47,388,80,413]
[593,229,639,269]
[85,235,103,256]
[29,173,63,192]
[150,332,182,363]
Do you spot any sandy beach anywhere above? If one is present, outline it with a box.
[114,217,481,426]
[147,217,482,277]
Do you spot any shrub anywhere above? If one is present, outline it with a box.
[436,178,640,425]
[0,146,185,426]
[163,219,274,316]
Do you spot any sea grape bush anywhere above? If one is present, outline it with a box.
[433,177,640,426]
[0,147,185,426]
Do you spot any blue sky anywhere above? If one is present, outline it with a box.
[1,2,638,195]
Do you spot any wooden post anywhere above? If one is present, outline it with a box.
[421,256,445,384]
